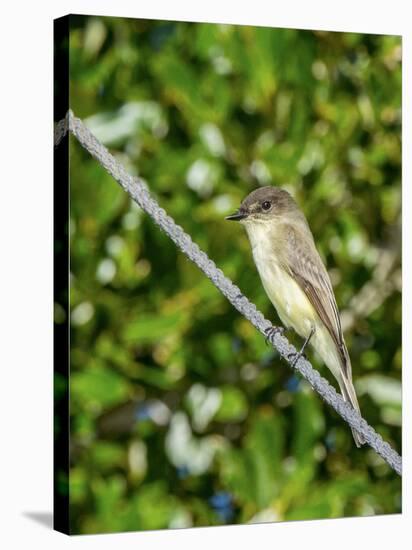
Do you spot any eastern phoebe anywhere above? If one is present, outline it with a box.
[226,186,365,447]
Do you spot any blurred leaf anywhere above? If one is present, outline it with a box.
[71,363,130,408]
[215,386,248,423]
[292,389,324,463]
[122,310,188,344]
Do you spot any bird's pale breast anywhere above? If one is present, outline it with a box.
[246,222,316,339]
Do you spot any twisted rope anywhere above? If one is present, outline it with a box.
[56,110,402,476]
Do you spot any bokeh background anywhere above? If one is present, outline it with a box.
[66,16,401,534]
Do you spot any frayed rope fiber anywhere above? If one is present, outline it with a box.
[56,111,402,476]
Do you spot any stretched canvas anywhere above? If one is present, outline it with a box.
[54,14,402,535]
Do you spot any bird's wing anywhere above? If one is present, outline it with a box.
[282,223,350,377]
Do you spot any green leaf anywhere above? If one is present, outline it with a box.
[122,310,187,344]
[71,363,130,409]
[215,386,248,422]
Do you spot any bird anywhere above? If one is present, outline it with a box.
[226,186,365,447]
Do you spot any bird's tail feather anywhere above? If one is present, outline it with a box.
[338,373,365,448]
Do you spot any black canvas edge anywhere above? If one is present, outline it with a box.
[53,14,70,536]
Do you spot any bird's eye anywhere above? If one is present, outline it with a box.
[262,201,271,211]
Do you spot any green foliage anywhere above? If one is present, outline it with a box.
[67,15,401,534]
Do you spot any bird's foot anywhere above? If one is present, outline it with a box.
[287,326,315,366]
[264,325,285,346]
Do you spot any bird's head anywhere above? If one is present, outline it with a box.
[225,186,298,225]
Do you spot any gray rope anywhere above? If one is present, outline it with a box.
[58,110,402,476]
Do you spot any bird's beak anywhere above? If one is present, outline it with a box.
[225,209,247,221]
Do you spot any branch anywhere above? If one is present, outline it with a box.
[57,110,402,476]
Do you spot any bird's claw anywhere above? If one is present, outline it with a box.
[287,350,307,367]
[287,326,314,366]
[264,325,285,345]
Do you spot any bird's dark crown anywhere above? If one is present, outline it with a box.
[240,186,296,212]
